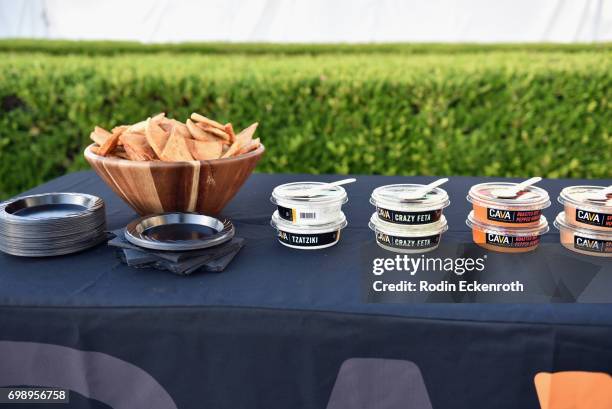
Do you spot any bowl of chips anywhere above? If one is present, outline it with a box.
[84,112,264,216]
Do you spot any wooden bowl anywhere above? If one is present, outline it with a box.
[84,143,265,216]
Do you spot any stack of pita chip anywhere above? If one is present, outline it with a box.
[89,112,261,161]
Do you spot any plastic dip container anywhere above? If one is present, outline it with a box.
[270,211,347,250]
[271,182,348,226]
[558,186,611,231]
[370,184,450,226]
[369,213,448,253]
[466,211,549,253]
[467,182,550,227]
[554,212,611,257]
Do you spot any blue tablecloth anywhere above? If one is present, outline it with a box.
[0,171,611,409]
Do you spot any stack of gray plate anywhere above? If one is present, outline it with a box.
[0,192,107,257]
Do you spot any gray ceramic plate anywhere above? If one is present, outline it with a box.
[124,213,234,251]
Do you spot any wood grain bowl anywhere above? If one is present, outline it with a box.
[84,143,265,216]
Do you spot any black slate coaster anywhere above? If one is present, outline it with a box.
[109,228,245,275]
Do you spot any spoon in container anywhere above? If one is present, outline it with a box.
[586,185,612,202]
[491,177,542,199]
[398,178,449,201]
[288,178,357,197]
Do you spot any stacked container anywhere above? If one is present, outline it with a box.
[466,182,550,253]
[368,184,450,253]
[554,186,611,257]
[270,182,348,250]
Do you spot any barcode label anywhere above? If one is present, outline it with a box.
[300,212,316,219]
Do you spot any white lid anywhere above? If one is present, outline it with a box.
[558,185,612,212]
[467,182,550,210]
[466,211,549,236]
[271,182,348,207]
[368,212,448,236]
[370,184,450,211]
[270,210,347,233]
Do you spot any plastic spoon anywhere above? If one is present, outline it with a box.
[288,178,357,197]
[491,177,542,199]
[586,185,612,202]
[398,178,449,201]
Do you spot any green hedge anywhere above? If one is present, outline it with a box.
[0,50,610,198]
[1,39,611,56]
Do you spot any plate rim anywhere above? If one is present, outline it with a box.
[124,212,235,251]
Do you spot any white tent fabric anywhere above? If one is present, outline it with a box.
[0,0,610,43]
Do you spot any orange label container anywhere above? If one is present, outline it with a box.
[554,212,611,257]
[467,182,550,227]
[558,186,611,232]
[466,211,549,253]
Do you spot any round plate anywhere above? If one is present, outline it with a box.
[124,213,234,251]
[1,193,103,221]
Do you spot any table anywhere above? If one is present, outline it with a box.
[1,171,611,409]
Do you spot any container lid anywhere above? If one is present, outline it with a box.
[369,212,448,236]
[466,211,549,236]
[558,185,612,212]
[370,184,450,211]
[554,211,612,238]
[270,210,347,233]
[467,182,550,209]
[271,182,348,207]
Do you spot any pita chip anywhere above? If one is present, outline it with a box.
[151,112,166,121]
[97,126,124,156]
[127,120,147,134]
[236,123,258,145]
[122,133,156,161]
[90,126,112,146]
[145,118,169,158]
[237,138,261,155]
[224,123,236,143]
[174,122,191,139]
[111,147,130,160]
[187,139,223,160]
[195,123,230,141]
[111,125,129,134]
[186,119,218,142]
[160,126,194,162]
[191,113,225,130]
[221,122,258,158]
